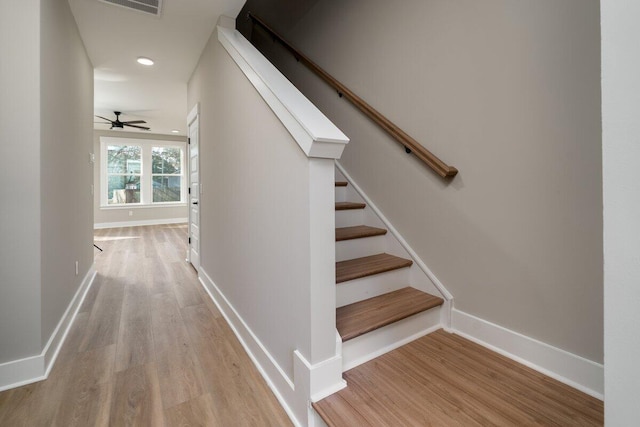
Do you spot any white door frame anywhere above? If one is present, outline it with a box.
[187,104,200,271]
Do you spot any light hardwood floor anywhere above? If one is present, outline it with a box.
[314,330,604,426]
[0,225,292,427]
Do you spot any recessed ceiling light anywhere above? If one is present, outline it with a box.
[171,129,180,133]
[137,57,154,66]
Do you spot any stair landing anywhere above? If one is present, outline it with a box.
[313,330,603,426]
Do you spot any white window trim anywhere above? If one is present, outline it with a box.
[100,137,187,209]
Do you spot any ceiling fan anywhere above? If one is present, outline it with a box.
[95,111,150,131]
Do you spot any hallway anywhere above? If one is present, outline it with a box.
[0,225,291,426]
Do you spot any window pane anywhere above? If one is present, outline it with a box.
[108,145,141,174]
[108,175,141,204]
[153,176,181,202]
[152,147,181,174]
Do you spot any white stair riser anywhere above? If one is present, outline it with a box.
[336,235,386,262]
[336,268,410,307]
[335,186,348,202]
[335,209,364,227]
[342,308,442,371]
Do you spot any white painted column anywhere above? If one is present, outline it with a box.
[602,1,640,424]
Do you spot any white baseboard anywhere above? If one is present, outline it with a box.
[199,268,345,427]
[93,217,187,229]
[199,268,301,426]
[450,309,604,400]
[0,266,97,392]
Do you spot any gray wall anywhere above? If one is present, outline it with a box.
[0,0,43,363]
[255,0,603,362]
[40,0,95,348]
[93,130,188,226]
[188,27,315,380]
[0,0,93,363]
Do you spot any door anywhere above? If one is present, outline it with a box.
[187,107,200,271]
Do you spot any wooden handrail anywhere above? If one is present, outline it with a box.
[247,13,458,178]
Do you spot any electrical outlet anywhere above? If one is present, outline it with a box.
[90,184,94,195]
[75,261,79,276]
[89,153,95,164]
[129,210,133,216]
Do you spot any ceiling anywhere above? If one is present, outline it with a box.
[68,0,245,136]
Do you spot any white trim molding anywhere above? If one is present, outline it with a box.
[335,161,453,303]
[187,103,199,127]
[217,25,349,160]
[199,268,345,427]
[0,266,97,392]
[94,217,187,229]
[450,308,604,400]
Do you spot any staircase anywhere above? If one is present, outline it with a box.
[332,168,446,371]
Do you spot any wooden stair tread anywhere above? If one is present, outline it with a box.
[336,253,412,283]
[336,287,444,341]
[335,201,366,210]
[335,181,348,187]
[336,225,387,241]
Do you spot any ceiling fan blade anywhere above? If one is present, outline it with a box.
[94,121,112,124]
[95,115,113,122]
[121,120,147,124]
[124,124,151,130]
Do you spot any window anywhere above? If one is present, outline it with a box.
[100,137,186,207]
[152,147,182,203]
[106,144,142,204]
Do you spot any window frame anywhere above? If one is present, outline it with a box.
[100,137,187,209]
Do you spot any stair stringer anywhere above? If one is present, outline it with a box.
[335,161,453,329]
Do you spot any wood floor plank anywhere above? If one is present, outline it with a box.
[143,256,174,295]
[428,332,603,423]
[336,253,412,283]
[170,261,203,308]
[0,384,43,427]
[314,330,603,427]
[384,345,535,426]
[312,394,369,427]
[114,282,154,372]
[335,225,387,241]
[53,345,116,427]
[150,292,206,408]
[181,304,292,426]
[336,287,444,341]
[78,277,125,352]
[110,363,164,427]
[164,393,221,426]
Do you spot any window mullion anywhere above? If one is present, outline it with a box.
[142,145,152,204]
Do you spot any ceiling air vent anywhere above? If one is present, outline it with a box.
[99,0,163,16]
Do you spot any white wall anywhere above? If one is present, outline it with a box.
[602,1,640,424]
[93,130,188,226]
[253,0,603,363]
[0,0,42,363]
